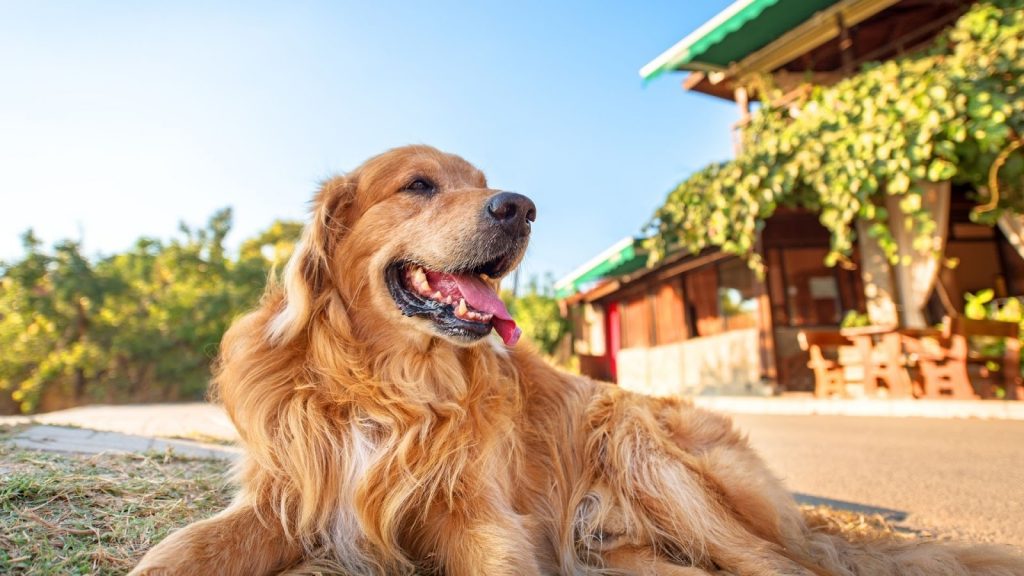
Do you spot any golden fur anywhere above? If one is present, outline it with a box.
[132,146,1024,575]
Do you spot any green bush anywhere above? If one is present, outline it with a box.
[0,210,302,413]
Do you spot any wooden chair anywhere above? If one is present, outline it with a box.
[955,318,1021,400]
[842,327,913,398]
[798,331,854,398]
[901,327,974,399]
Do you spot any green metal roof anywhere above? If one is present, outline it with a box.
[554,237,648,299]
[640,0,840,81]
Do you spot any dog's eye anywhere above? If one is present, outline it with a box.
[403,178,436,195]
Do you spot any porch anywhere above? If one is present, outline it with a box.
[558,186,1024,399]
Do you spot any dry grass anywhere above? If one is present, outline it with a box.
[0,427,232,575]
[161,431,238,447]
[0,424,910,575]
[800,504,912,540]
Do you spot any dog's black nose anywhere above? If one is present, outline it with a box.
[486,192,536,236]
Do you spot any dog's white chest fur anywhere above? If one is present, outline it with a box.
[330,419,380,574]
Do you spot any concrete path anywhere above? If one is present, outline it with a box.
[10,424,241,461]
[0,402,238,440]
[0,403,240,462]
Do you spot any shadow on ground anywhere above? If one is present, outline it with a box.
[794,493,908,523]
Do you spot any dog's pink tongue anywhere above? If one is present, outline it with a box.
[452,275,521,346]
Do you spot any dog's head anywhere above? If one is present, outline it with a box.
[268,145,533,348]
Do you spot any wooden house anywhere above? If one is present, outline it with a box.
[557,0,1024,395]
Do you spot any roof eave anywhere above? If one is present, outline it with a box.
[661,0,901,100]
[719,0,901,86]
[639,0,760,81]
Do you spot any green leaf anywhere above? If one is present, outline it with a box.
[890,173,911,195]
[927,159,957,181]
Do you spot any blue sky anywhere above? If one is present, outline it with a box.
[0,1,737,284]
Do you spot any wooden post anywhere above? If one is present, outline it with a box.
[734,86,751,156]
[837,13,854,74]
[754,231,778,387]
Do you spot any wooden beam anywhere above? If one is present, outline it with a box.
[849,7,965,67]
[771,71,844,93]
[581,280,622,303]
[682,71,706,92]
[713,0,901,84]
[651,251,730,284]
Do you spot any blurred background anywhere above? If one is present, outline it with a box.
[2,0,1023,415]
[0,1,737,413]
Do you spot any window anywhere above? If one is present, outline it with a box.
[717,258,759,331]
[767,247,865,327]
[571,303,605,356]
[783,248,841,326]
[681,259,760,337]
[615,258,765,347]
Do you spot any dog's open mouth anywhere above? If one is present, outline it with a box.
[386,261,522,346]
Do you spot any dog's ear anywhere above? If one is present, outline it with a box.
[267,175,356,345]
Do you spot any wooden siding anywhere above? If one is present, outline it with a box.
[654,280,688,345]
[685,266,722,337]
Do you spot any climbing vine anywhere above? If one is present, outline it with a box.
[646,0,1024,271]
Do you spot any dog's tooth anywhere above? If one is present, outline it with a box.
[457,298,468,317]
[432,291,443,301]
[410,267,430,293]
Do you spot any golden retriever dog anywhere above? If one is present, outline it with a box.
[132,146,1023,575]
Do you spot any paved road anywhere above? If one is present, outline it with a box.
[729,414,1024,548]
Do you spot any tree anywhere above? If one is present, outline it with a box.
[0,212,304,413]
[504,275,569,357]
[0,232,113,412]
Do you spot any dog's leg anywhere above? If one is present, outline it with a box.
[129,502,301,576]
[587,392,821,576]
[431,508,542,576]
